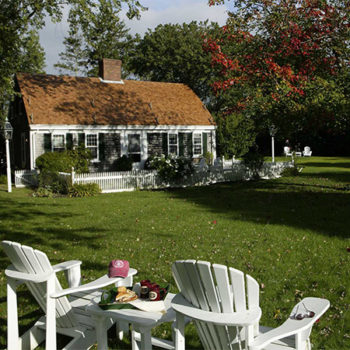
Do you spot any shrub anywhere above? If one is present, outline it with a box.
[148,154,194,182]
[281,157,301,177]
[242,146,265,180]
[32,187,54,198]
[115,155,133,171]
[204,152,214,165]
[144,156,157,170]
[281,166,300,177]
[0,175,7,184]
[36,146,91,174]
[38,172,71,194]
[68,183,101,197]
[35,146,91,194]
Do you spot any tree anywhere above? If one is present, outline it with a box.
[205,0,350,152]
[18,30,46,74]
[56,0,135,76]
[0,0,146,119]
[129,21,222,103]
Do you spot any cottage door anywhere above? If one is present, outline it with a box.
[127,133,142,168]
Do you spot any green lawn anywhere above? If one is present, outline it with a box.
[0,156,349,349]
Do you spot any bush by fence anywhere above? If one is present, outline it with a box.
[15,161,292,193]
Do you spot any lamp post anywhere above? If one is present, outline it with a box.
[269,124,277,163]
[2,119,13,192]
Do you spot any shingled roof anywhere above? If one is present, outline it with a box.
[16,73,215,126]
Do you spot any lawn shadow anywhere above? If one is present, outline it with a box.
[168,180,350,239]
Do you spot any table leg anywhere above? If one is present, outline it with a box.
[116,320,129,340]
[141,329,152,350]
[92,315,109,350]
[132,327,152,350]
[131,329,141,350]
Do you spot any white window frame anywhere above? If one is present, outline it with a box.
[193,133,202,157]
[168,133,178,156]
[86,133,99,161]
[52,134,65,152]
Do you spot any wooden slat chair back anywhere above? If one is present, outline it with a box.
[171,260,330,350]
[3,240,138,350]
[172,260,260,350]
[2,241,77,329]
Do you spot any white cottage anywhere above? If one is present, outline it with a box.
[9,59,216,171]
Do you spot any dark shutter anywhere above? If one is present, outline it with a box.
[162,133,168,156]
[179,133,184,156]
[99,133,105,161]
[43,134,51,153]
[203,133,208,155]
[78,133,85,147]
[66,133,73,150]
[187,133,193,157]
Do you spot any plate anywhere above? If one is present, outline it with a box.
[98,301,136,310]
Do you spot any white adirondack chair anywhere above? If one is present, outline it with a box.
[2,240,137,350]
[171,260,329,350]
[303,147,312,157]
[284,146,293,156]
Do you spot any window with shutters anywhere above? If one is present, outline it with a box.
[168,133,178,155]
[193,133,202,156]
[52,135,65,152]
[86,134,98,160]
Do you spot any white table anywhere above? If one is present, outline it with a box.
[86,293,176,350]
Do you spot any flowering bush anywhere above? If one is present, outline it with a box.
[146,155,194,182]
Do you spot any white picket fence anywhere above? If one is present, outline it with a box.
[72,170,158,193]
[14,169,38,188]
[14,161,292,193]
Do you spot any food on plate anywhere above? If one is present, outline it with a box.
[115,287,138,302]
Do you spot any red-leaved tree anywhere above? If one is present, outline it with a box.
[205,0,350,152]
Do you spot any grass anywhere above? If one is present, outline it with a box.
[0,156,349,349]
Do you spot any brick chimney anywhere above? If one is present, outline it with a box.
[99,58,122,81]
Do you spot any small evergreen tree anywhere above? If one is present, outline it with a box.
[55,0,135,76]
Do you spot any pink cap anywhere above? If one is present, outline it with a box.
[108,260,129,278]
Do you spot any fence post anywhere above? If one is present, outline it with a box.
[71,167,75,185]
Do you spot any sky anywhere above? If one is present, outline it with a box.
[39,0,229,74]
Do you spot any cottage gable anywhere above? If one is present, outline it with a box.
[16,74,215,127]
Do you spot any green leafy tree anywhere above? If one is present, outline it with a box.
[129,21,221,102]
[0,0,146,119]
[56,0,136,76]
[216,113,256,158]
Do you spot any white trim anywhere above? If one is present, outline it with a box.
[29,124,216,132]
[30,131,35,170]
[193,133,203,158]
[126,132,142,164]
[168,133,178,156]
[99,77,124,84]
[52,134,65,152]
[85,133,99,162]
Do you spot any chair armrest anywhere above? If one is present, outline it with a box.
[52,260,82,273]
[5,264,54,283]
[51,267,138,298]
[249,297,330,350]
[171,293,261,327]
